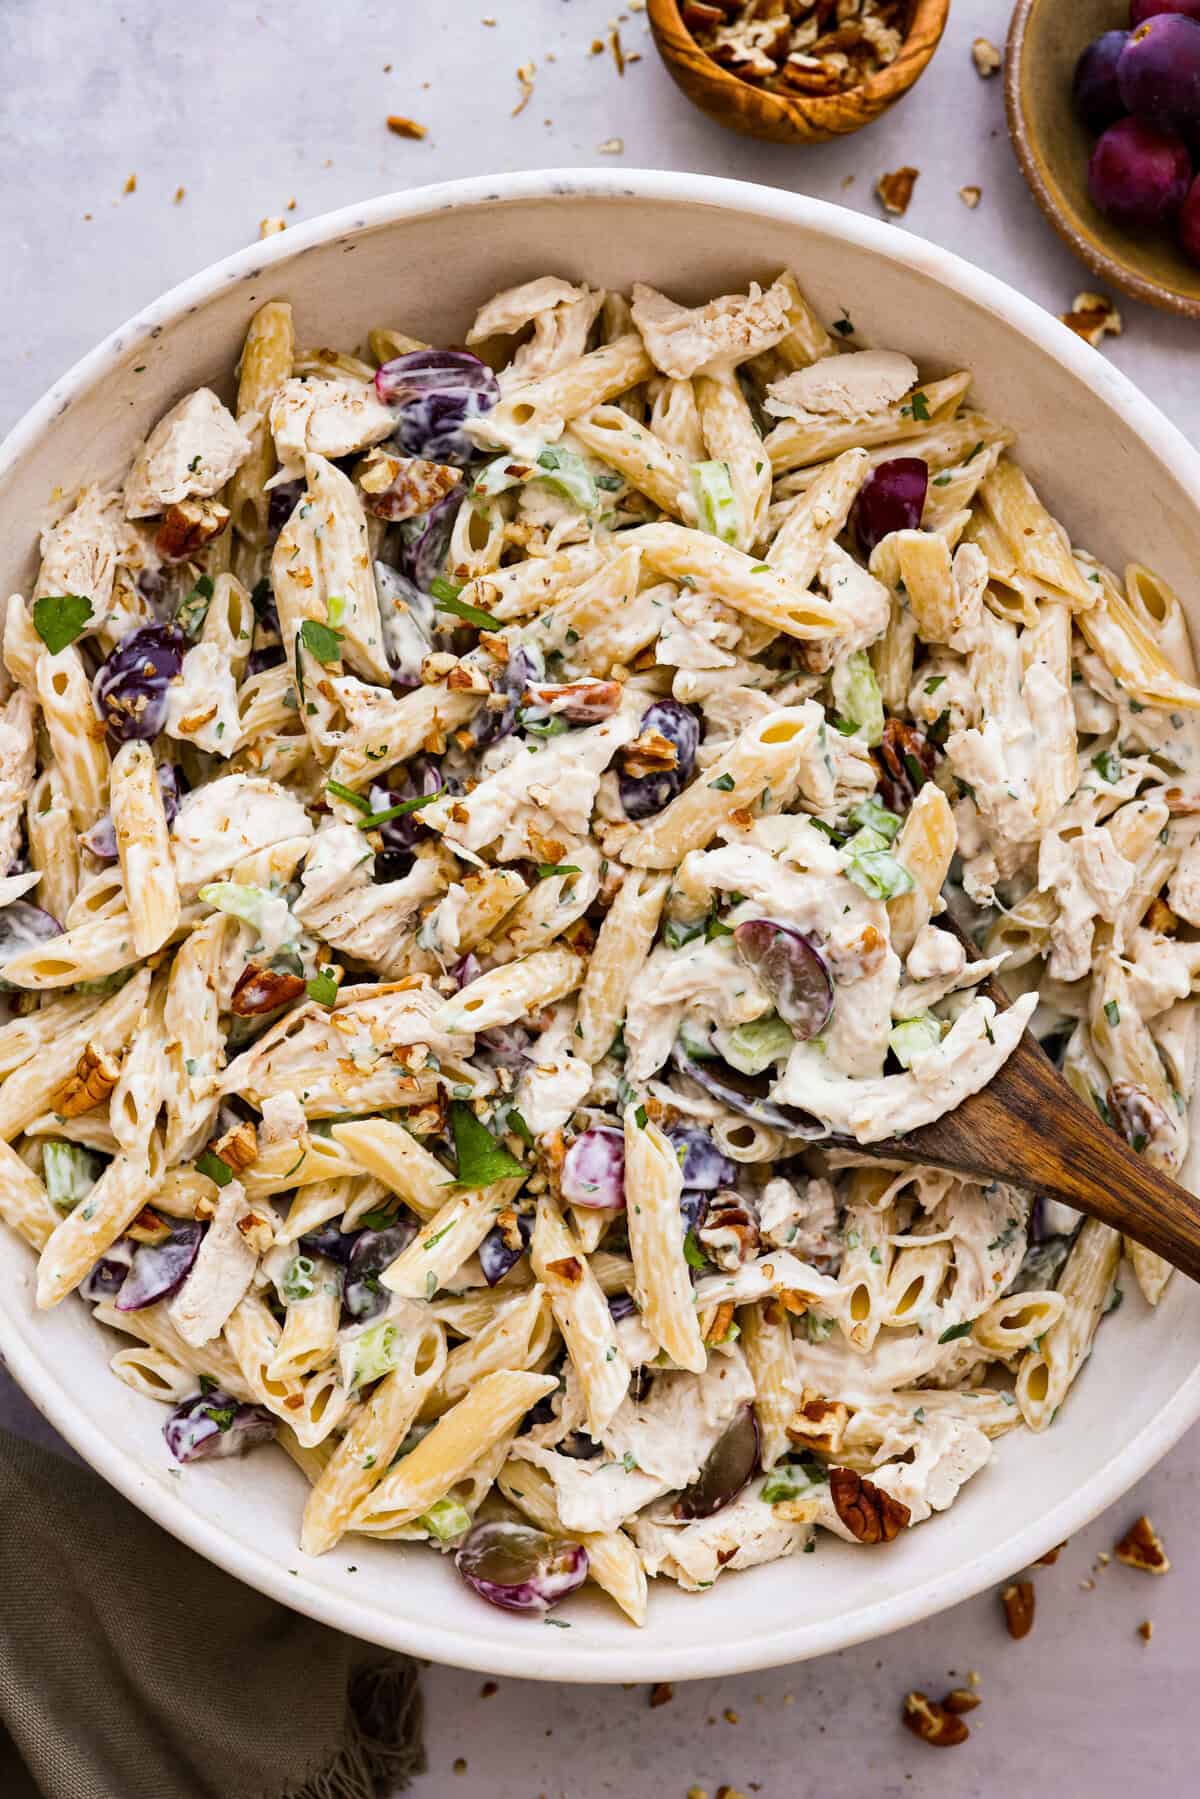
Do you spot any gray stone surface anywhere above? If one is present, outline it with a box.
[1,2,1197,1793]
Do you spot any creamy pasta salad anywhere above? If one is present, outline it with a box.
[4,266,1199,1625]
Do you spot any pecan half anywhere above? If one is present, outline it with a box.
[902,1691,969,1748]
[231,962,307,1016]
[874,717,937,814]
[155,496,231,561]
[214,1118,259,1173]
[51,1040,121,1117]
[1115,1515,1170,1574]
[942,1689,981,1715]
[357,449,461,521]
[1001,1578,1036,1638]
[829,1466,909,1543]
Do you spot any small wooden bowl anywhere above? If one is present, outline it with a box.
[1007,0,1200,319]
[646,0,950,144]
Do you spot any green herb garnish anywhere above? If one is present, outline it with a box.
[32,594,92,654]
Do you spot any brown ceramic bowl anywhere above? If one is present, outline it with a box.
[1007,0,1200,318]
[646,0,949,144]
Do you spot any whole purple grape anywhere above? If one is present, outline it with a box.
[1180,170,1200,260]
[1132,0,1200,24]
[853,457,928,555]
[1073,31,1131,131]
[455,1520,587,1615]
[618,699,701,820]
[561,1127,626,1209]
[1118,15,1200,135]
[94,624,186,741]
[375,351,499,467]
[1088,116,1192,226]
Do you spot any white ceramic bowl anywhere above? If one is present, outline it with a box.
[3,170,1200,1683]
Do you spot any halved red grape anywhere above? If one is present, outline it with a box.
[375,351,499,467]
[116,1220,204,1312]
[561,1127,626,1209]
[675,1406,759,1520]
[853,458,928,556]
[1117,15,1200,136]
[1073,31,1131,131]
[0,902,64,988]
[455,1520,588,1614]
[164,1390,277,1463]
[733,920,833,1040]
[618,700,701,820]
[94,624,187,742]
[1133,0,1200,19]
[666,1127,736,1191]
[1088,116,1192,226]
[1181,171,1200,260]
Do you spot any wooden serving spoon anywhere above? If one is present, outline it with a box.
[833,937,1200,1284]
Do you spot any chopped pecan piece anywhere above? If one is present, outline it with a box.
[958,185,982,209]
[971,35,1001,77]
[874,717,937,813]
[236,1207,275,1255]
[214,1118,259,1173]
[1114,1515,1170,1574]
[231,962,307,1017]
[876,166,919,217]
[386,114,427,138]
[1059,292,1122,348]
[155,496,231,561]
[357,449,461,521]
[648,1681,674,1708]
[1145,897,1178,935]
[788,1389,850,1456]
[703,1299,738,1346]
[829,1466,909,1543]
[1106,1081,1174,1158]
[1138,1619,1154,1642]
[1001,1578,1036,1638]
[619,728,679,780]
[51,1040,121,1117]
[544,1255,583,1286]
[445,661,491,694]
[525,679,623,722]
[495,1207,524,1254]
[697,1190,759,1271]
[902,1691,969,1748]
[125,1206,171,1245]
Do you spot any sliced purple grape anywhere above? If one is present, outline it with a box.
[367,754,444,853]
[1184,171,1200,262]
[479,1210,533,1287]
[0,902,64,987]
[115,1220,204,1312]
[854,458,929,556]
[671,1040,824,1134]
[375,561,435,688]
[666,1127,736,1191]
[475,645,544,749]
[674,1405,759,1520]
[267,479,304,540]
[1073,30,1131,131]
[1088,116,1191,227]
[1117,14,1200,135]
[298,1221,362,1265]
[560,1127,626,1210]
[247,644,286,678]
[618,699,701,821]
[376,351,500,468]
[450,951,482,990]
[608,1292,639,1323]
[397,485,468,594]
[80,1240,134,1302]
[474,1023,534,1070]
[733,920,833,1040]
[81,763,182,861]
[455,1519,588,1615]
[679,1189,710,1237]
[94,624,186,742]
[163,1390,278,1463]
[343,1221,418,1321]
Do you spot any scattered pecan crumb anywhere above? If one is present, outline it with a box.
[972,36,1001,77]
[876,167,919,217]
[387,114,427,139]
[1115,1515,1170,1574]
[453,1757,467,1775]
[611,25,626,73]
[1060,291,1122,348]
[958,185,982,209]
[715,1788,748,1799]
[214,1118,259,1172]
[259,217,286,239]
[687,1789,709,1799]
[124,172,137,194]
[597,137,625,154]
[649,1681,674,1708]
[1138,1619,1154,1642]
[513,62,536,115]
[480,1680,498,1696]
[1097,1551,1111,1566]
[591,36,604,53]
[942,1688,981,1715]
[902,1691,969,1748]
[173,185,185,204]
[723,1707,739,1724]
[830,1467,909,1543]
[482,13,496,22]
[967,1670,981,1688]
[1001,1579,1035,1639]
[1035,1541,1066,1566]
[545,1254,583,1286]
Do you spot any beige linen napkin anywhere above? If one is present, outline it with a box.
[0,1429,424,1799]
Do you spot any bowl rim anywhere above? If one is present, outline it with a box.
[4,166,1200,1682]
[647,0,950,123]
[1005,0,1200,321]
